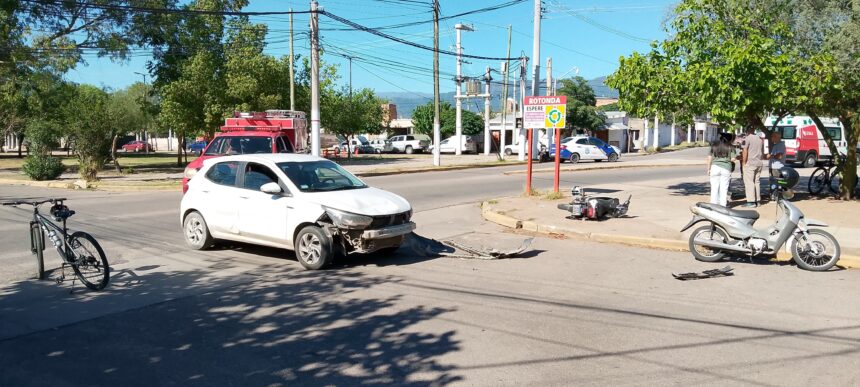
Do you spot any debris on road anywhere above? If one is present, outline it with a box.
[672,266,734,281]
[404,233,535,260]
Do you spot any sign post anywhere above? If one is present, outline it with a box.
[523,96,567,195]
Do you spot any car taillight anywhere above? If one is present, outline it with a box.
[184,167,199,180]
[560,145,567,150]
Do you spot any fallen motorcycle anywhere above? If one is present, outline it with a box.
[557,186,631,220]
[681,167,840,271]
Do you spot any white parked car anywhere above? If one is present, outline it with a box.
[180,154,415,270]
[429,135,478,154]
[384,134,431,154]
[368,139,386,153]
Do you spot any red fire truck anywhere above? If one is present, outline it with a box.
[182,110,308,193]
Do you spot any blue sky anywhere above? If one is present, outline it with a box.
[66,0,675,94]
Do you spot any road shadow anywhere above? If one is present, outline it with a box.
[0,267,463,385]
[668,175,848,203]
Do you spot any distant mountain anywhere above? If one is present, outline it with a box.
[587,76,618,99]
[378,76,617,119]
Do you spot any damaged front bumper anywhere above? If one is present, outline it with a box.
[362,222,416,239]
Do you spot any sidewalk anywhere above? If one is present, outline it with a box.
[482,173,860,269]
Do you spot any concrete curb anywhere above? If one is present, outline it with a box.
[504,162,706,175]
[481,200,860,270]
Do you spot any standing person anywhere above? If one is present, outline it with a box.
[741,126,765,207]
[707,134,736,206]
[765,131,786,175]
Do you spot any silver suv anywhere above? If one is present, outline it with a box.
[384,134,431,154]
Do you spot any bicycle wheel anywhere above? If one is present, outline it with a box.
[807,167,828,195]
[30,222,45,280]
[67,231,110,290]
[828,169,858,194]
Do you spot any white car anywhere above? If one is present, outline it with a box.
[180,154,416,270]
[428,135,478,154]
[384,134,431,154]
[551,136,621,163]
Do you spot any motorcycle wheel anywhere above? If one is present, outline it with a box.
[689,225,729,262]
[790,229,840,271]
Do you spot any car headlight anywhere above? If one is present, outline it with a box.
[324,207,373,229]
[184,167,199,180]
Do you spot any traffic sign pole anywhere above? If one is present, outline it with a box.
[553,127,561,193]
[522,95,566,195]
[526,129,533,195]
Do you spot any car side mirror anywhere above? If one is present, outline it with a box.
[260,182,283,195]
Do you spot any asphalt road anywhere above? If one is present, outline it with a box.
[2,155,859,386]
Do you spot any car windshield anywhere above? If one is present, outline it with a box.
[205,136,273,156]
[276,160,367,192]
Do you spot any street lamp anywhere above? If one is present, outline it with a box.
[552,66,579,95]
[453,23,474,156]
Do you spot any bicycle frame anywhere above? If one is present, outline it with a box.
[30,205,74,263]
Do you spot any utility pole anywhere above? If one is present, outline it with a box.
[483,66,491,156]
[433,0,441,166]
[546,57,553,151]
[454,24,473,156]
[653,115,660,150]
[348,56,352,97]
[310,0,321,156]
[518,56,527,162]
[500,25,512,160]
[289,8,295,111]
[529,0,542,158]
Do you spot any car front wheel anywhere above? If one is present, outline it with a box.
[295,225,333,270]
[608,153,619,162]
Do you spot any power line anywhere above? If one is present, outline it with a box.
[547,0,652,43]
[321,0,528,31]
[321,10,524,61]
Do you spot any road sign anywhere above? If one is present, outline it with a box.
[523,96,567,129]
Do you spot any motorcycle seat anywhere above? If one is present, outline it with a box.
[695,202,760,220]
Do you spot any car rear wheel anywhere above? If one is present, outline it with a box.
[405,145,414,154]
[504,148,513,156]
[184,211,214,250]
[803,153,817,168]
[569,153,580,164]
[608,153,619,162]
[295,225,333,270]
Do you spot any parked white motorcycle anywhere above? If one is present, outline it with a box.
[681,168,840,271]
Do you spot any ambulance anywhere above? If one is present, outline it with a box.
[765,115,848,168]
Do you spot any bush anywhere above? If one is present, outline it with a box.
[22,155,65,181]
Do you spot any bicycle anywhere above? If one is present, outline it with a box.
[807,154,859,195]
[1,198,110,291]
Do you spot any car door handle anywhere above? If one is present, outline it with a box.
[239,195,249,199]
[201,190,209,193]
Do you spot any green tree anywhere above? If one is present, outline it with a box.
[412,102,483,139]
[65,85,112,181]
[557,76,605,132]
[607,0,800,129]
[784,1,859,199]
[322,88,384,158]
